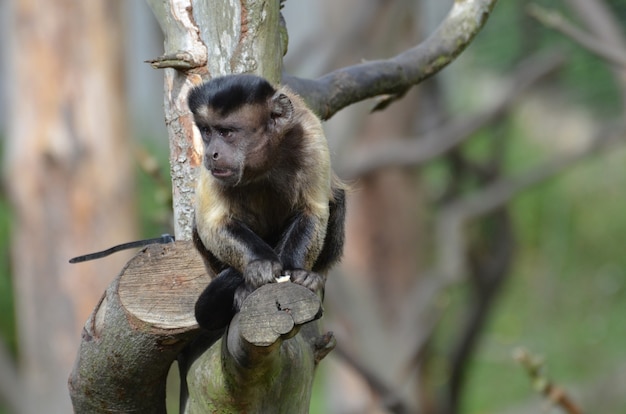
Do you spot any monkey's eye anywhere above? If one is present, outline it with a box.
[215,127,234,138]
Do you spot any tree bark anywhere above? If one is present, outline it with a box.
[68,242,330,413]
[69,242,205,413]
[184,284,332,414]
[5,1,136,412]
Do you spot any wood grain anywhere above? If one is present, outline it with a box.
[118,241,210,329]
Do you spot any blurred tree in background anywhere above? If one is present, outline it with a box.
[2,1,137,413]
[1,0,626,413]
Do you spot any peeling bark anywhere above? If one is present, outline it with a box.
[147,0,286,241]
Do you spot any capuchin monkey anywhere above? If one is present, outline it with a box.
[187,74,345,331]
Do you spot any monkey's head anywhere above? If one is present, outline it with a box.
[188,74,295,187]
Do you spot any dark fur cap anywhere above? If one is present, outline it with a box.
[187,74,277,116]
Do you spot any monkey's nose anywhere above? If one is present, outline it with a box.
[212,152,219,160]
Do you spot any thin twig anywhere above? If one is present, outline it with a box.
[332,343,415,414]
[435,119,626,284]
[563,0,626,51]
[337,51,566,179]
[446,120,625,221]
[514,348,584,414]
[527,4,626,68]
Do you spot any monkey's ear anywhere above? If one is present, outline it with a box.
[270,92,294,127]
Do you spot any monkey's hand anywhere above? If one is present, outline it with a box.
[244,259,283,289]
[289,270,326,294]
[235,259,283,310]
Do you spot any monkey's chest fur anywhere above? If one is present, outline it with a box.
[195,167,325,251]
[223,183,299,241]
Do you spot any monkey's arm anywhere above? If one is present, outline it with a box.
[194,219,283,328]
[198,218,283,288]
[275,212,324,271]
[275,189,346,292]
[274,211,327,293]
[313,188,346,273]
[277,189,346,271]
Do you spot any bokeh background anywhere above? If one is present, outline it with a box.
[1,0,626,413]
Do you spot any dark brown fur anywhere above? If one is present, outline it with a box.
[188,74,345,331]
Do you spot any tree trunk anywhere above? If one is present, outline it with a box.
[69,242,207,414]
[147,0,286,241]
[5,1,136,412]
[321,2,425,411]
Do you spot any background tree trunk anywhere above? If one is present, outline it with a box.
[5,1,136,412]
[316,2,425,411]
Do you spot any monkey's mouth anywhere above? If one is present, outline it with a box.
[211,168,235,179]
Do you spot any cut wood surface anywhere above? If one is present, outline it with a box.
[119,241,210,329]
[238,282,322,346]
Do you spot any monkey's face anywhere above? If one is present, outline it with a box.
[188,75,296,187]
[193,104,277,187]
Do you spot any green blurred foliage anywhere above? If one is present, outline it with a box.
[0,139,16,358]
[461,130,626,413]
[135,141,173,239]
[472,0,625,118]
[425,1,626,411]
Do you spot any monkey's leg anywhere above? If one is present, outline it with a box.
[195,268,242,331]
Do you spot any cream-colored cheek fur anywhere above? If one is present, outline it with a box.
[195,170,228,246]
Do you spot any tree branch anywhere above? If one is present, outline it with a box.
[337,51,565,179]
[332,343,414,414]
[563,0,626,52]
[182,283,330,413]
[435,120,626,283]
[527,4,626,68]
[283,0,499,120]
[69,242,208,413]
[446,210,514,414]
[68,242,331,413]
[514,348,584,414]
